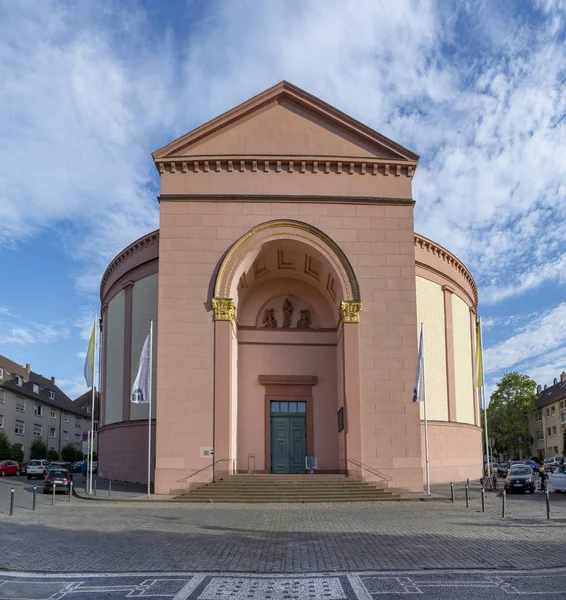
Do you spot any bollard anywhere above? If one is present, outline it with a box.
[467,478,470,489]
[481,487,485,513]
[69,482,73,503]
[9,488,14,516]
[450,482,455,503]
[94,477,97,497]
[32,486,37,511]
[501,489,506,518]
[52,482,56,506]
[545,488,550,520]
[465,483,469,508]
[108,480,112,498]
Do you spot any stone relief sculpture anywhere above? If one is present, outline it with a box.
[263,308,277,328]
[282,297,293,328]
[296,308,312,329]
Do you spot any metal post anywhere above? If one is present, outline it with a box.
[545,488,550,520]
[501,489,506,518]
[52,482,56,506]
[450,482,455,503]
[465,483,470,508]
[481,487,485,512]
[9,489,14,516]
[32,486,37,511]
[69,482,73,503]
[108,480,111,497]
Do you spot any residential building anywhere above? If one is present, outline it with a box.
[530,372,566,459]
[0,355,91,460]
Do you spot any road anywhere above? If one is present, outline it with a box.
[1,569,565,599]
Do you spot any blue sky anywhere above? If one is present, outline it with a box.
[0,0,565,399]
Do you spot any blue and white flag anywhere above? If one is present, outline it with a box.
[131,333,151,403]
[412,324,425,404]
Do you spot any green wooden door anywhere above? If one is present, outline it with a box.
[270,401,307,474]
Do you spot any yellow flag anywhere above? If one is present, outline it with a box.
[475,319,483,388]
[84,319,96,387]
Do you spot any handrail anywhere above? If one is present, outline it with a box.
[340,457,392,481]
[176,458,235,483]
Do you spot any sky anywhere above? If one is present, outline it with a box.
[0,0,565,400]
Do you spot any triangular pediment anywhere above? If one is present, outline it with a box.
[153,81,418,163]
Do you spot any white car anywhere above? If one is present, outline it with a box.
[549,466,566,492]
[27,459,49,480]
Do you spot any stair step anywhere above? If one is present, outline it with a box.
[176,474,395,503]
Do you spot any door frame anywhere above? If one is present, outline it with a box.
[259,375,316,474]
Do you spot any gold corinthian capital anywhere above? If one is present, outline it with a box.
[339,301,362,323]
[212,298,236,322]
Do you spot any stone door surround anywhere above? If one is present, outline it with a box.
[259,375,317,474]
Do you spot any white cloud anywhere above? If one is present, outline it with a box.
[57,376,89,400]
[484,303,566,380]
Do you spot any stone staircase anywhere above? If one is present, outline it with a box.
[175,474,400,502]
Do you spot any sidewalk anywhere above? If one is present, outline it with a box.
[74,476,175,501]
[73,476,485,502]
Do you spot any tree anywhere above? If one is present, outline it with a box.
[29,439,47,460]
[486,372,537,459]
[61,443,78,463]
[46,449,60,462]
[0,431,11,460]
[10,443,24,464]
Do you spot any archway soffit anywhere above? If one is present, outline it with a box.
[214,219,361,303]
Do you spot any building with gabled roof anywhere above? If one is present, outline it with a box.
[98,82,482,494]
[0,354,90,460]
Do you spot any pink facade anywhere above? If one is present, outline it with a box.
[98,82,482,494]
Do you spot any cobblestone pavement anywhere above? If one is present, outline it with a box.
[1,569,565,599]
[1,477,565,574]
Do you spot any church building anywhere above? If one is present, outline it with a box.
[98,82,482,495]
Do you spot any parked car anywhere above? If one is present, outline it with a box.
[27,459,50,480]
[504,465,535,493]
[43,469,71,495]
[548,466,566,492]
[522,459,540,469]
[0,460,20,477]
[72,461,83,473]
[498,462,510,477]
[49,462,73,480]
[20,464,27,475]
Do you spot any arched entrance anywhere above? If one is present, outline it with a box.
[212,220,362,478]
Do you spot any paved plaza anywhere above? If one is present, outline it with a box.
[1,476,565,576]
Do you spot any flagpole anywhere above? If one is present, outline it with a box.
[147,320,153,498]
[479,317,491,479]
[421,323,430,496]
[88,313,96,494]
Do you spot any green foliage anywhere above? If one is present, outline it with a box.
[486,372,537,459]
[10,443,24,464]
[46,449,60,462]
[61,443,79,463]
[0,431,11,460]
[29,439,48,460]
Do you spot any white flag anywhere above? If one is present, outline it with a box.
[412,324,424,404]
[131,333,151,403]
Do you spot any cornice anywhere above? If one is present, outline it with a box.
[414,234,478,306]
[100,230,159,303]
[155,157,416,178]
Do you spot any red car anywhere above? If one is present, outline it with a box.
[0,460,21,477]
